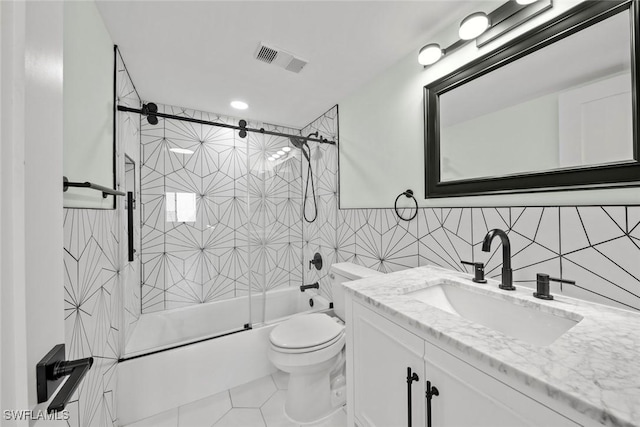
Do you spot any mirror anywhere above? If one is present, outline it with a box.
[425,0,640,198]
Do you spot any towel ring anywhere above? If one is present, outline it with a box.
[394,189,418,221]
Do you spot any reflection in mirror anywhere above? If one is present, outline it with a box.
[439,8,632,182]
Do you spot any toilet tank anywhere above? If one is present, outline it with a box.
[330,262,383,320]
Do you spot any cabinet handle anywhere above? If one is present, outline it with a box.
[426,380,440,427]
[406,367,419,427]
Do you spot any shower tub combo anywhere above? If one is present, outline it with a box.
[118,287,330,425]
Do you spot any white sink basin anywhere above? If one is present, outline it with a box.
[407,282,580,346]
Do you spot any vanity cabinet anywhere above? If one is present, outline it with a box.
[347,300,580,427]
[423,340,577,427]
[351,302,425,427]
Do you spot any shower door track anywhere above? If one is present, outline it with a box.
[118,324,252,362]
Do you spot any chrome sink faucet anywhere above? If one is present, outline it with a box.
[481,229,515,291]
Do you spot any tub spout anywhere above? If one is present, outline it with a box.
[300,282,319,292]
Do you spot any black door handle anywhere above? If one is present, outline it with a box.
[407,367,419,427]
[426,380,440,427]
[36,344,94,413]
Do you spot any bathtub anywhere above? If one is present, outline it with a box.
[118,287,330,424]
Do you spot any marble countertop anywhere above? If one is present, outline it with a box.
[343,265,640,427]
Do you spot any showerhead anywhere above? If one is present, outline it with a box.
[289,136,305,150]
[289,136,310,161]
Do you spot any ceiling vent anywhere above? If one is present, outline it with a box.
[254,42,308,74]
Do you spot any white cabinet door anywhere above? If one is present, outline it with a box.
[352,303,425,427]
[424,341,579,427]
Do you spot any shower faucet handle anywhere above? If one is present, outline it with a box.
[309,252,323,270]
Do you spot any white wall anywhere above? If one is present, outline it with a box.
[1,0,65,420]
[339,0,640,208]
[63,1,115,209]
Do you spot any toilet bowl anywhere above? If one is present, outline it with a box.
[268,262,383,424]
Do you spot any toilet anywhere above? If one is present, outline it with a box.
[268,262,383,424]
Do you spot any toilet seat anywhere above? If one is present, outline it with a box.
[270,313,343,350]
[269,333,345,370]
[271,330,344,354]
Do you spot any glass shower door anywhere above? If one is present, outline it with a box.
[247,125,304,325]
[136,106,252,353]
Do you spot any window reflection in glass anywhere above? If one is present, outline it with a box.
[166,192,196,222]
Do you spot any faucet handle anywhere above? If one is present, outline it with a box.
[534,273,576,300]
[460,260,487,284]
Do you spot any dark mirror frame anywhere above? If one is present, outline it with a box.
[424,0,640,199]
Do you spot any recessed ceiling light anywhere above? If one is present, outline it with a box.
[272,154,280,159]
[418,44,444,66]
[230,100,248,110]
[282,147,292,152]
[459,12,490,40]
[277,150,285,156]
[169,148,194,155]
[516,0,537,4]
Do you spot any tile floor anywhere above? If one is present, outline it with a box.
[124,371,347,427]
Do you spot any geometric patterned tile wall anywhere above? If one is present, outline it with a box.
[62,50,141,427]
[301,106,340,302]
[332,205,640,312]
[140,103,303,314]
[331,205,640,312]
[331,205,640,313]
[63,209,120,427]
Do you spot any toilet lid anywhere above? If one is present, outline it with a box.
[270,313,343,349]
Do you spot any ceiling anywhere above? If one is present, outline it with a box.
[96,1,487,129]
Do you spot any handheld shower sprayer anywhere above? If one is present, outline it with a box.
[290,132,320,223]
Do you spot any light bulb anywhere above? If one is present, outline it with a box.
[230,100,248,110]
[459,12,490,40]
[282,147,292,152]
[418,44,443,66]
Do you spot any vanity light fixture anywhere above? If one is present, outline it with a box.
[418,43,444,66]
[277,150,285,156]
[169,148,195,155]
[268,157,275,161]
[230,100,248,110]
[418,0,550,67]
[459,12,491,40]
[272,154,280,159]
[282,147,292,152]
